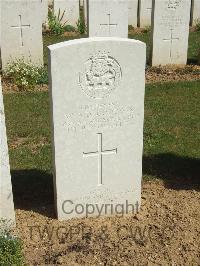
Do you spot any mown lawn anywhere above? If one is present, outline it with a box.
[4,80,200,183]
[43,31,200,65]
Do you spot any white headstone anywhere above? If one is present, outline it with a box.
[0,77,15,225]
[88,0,128,37]
[0,0,2,68]
[48,0,53,6]
[83,0,88,28]
[128,0,138,27]
[139,0,152,27]
[48,37,146,220]
[151,0,191,66]
[1,0,43,69]
[191,0,200,25]
[41,0,48,25]
[54,0,79,27]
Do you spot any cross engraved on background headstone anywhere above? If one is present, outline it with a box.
[100,13,118,36]
[83,133,117,186]
[11,15,30,47]
[163,28,179,58]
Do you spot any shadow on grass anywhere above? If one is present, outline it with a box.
[143,153,200,191]
[11,153,199,218]
[187,58,198,65]
[11,169,55,218]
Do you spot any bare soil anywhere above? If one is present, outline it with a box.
[2,65,200,94]
[13,179,200,265]
[146,65,200,84]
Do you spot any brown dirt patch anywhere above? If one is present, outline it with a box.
[2,79,48,94]
[9,137,50,151]
[2,65,200,94]
[129,27,148,35]
[63,31,79,37]
[13,179,200,265]
[146,65,200,84]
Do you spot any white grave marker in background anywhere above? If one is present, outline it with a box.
[41,0,48,25]
[83,0,88,28]
[88,0,128,37]
[54,0,79,27]
[191,0,200,25]
[128,0,138,27]
[48,37,146,220]
[139,0,152,27]
[151,0,191,66]
[0,77,15,225]
[1,0,43,69]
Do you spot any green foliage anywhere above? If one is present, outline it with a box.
[64,24,76,32]
[128,25,134,31]
[194,19,200,31]
[48,9,67,35]
[0,220,24,265]
[4,59,48,90]
[76,18,86,34]
[143,26,151,33]
[37,67,48,85]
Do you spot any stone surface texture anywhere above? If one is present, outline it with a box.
[48,37,146,220]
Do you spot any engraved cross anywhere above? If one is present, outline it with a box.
[11,15,30,47]
[163,28,179,58]
[100,13,118,36]
[83,133,117,186]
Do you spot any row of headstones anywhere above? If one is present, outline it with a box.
[82,0,200,28]
[0,0,197,69]
[42,0,200,29]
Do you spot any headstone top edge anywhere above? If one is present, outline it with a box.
[48,37,146,51]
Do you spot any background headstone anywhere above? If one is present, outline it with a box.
[83,0,88,29]
[88,0,128,37]
[41,0,48,25]
[190,0,200,25]
[151,0,191,66]
[139,0,152,27]
[0,0,2,69]
[0,77,15,225]
[48,37,146,220]
[128,0,138,27]
[54,0,79,27]
[1,0,43,69]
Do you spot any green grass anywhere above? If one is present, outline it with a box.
[5,92,51,171]
[43,33,87,65]
[4,81,200,186]
[43,31,200,65]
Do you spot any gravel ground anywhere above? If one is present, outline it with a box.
[14,178,200,265]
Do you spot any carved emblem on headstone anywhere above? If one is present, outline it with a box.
[167,0,181,10]
[79,52,122,99]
